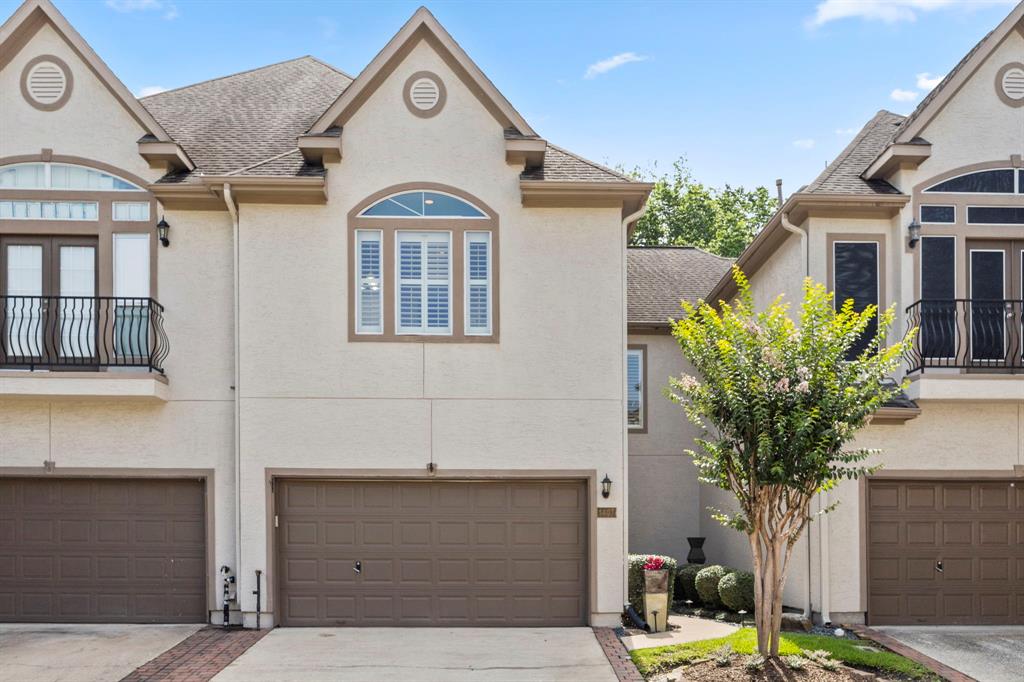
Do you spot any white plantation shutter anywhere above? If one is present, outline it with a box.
[356,230,383,334]
[626,349,643,428]
[397,232,451,334]
[465,232,491,335]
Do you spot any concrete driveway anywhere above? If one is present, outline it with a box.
[212,627,618,682]
[0,623,202,682]
[876,626,1024,682]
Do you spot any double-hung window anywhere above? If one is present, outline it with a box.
[351,189,496,341]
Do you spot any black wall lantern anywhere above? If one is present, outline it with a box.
[157,217,171,247]
[601,474,612,499]
[907,218,921,249]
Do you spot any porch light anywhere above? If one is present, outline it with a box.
[601,474,612,499]
[907,219,921,249]
[157,216,171,247]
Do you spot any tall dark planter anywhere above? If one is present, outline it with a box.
[686,537,706,564]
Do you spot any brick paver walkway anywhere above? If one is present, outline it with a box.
[846,624,977,682]
[119,626,269,682]
[593,627,644,682]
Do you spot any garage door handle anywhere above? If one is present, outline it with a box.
[935,561,943,573]
[353,560,361,574]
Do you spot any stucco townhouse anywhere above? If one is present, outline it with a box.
[0,0,653,628]
[629,2,1024,628]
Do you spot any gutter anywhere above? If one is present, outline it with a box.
[223,183,242,625]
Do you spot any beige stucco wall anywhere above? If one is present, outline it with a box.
[627,332,701,562]
[232,39,627,626]
[749,230,803,310]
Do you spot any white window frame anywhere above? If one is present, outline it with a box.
[111,201,151,222]
[464,231,492,336]
[0,200,98,221]
[355,229,384,335]
[395,230,453,335]
[0,162,142,191]
[626,348,645,430]
[919,204,956,224]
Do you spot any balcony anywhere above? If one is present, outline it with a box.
[905,298,1024,400]
[0,296,168,400]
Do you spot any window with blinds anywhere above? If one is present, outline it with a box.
[356,230,383,334]
[465,232,491,335]
[627,348,644,429]
[397,231,451,334]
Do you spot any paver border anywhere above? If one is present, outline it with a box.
[119,626,269,682]
[594,626,644,682]
[846,624,977,682]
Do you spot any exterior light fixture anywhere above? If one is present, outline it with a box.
[907,219,921,249]
[601,474,612,499]
[157,216,171,247]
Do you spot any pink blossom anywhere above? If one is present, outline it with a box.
[774,377,790,392]
[795,380,810,394]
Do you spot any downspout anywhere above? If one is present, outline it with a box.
[620,202,647,617]
[223,184,241,625]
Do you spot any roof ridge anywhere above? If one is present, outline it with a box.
[140,56,335,101]
[304,55,356,81]
[545,142,636,182]
[808,110,897,190]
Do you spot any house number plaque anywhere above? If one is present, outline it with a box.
[597,507,617,518]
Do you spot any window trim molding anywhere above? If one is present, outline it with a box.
[347,182,499,343]
[626,344,648,433]
[394,229,454,336]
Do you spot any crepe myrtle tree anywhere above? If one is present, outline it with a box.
[668,268,915,657]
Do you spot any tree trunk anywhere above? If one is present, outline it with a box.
[748,509,797,657]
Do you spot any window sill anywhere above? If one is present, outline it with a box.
[0,370,168,401]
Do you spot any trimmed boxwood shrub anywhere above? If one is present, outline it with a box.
[674,563,703,604]
[694,564,733,607]
[718,570,756,612]
[627,554,678,615]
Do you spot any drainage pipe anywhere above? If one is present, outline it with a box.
[223,184,241,624]
[252,569,262,631]
[780,211,808,279]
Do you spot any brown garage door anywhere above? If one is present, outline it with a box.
[0,477,207,623]
[867,478,1024,625]
[275,479,588,626]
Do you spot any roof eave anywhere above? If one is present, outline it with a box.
[864,142,932,180]
[505,138,547,168]
[150,175,327,210]
[297,131,343,164]
[137,139,195,172]
[520,180,653,207]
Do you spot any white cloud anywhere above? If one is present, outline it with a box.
[317,17,338,41]
[137,85,167,97]
[806,0,1014,29]
[890,88,919,102]
[916,72,943,89]
[793,138,816,149]
[106,0,178,20]
[584,52,648,79]
[835,127,858,136]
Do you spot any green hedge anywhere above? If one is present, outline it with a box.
[674,563,704,604]
[627,554,678,615]
[719,570,756,612]
[694,565,733,607]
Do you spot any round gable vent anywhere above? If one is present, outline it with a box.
[20,55,73,111]
[403,71,446,118]
[996,63,1024,108]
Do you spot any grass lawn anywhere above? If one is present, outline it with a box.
[630,628,937,679]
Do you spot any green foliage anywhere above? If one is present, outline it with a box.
[782,654,806,670]
[627,158,777,257]
[669,268,915,535]
[629,628,938,679]
[713,644,732,667]
[743,654,766,672]
[694,565,733,607]
[718,570,756,612]
[674,563,703,604]
[627,554,678,615]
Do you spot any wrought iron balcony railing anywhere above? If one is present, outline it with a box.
[0,296,168,373]
[906,298,1024,373]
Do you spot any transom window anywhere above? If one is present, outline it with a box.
[924,169,1019,194]
[350,187,497,342]
[0,163,141,191]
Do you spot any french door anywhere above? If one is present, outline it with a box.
[0,235,98,368]
[965,240,1024,366]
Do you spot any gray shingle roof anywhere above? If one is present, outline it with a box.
[627,247,734,326]
[142,56,352,181]
[521,144,634,183]
[804,110,905,196]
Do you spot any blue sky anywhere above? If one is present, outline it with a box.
[8,0,1017,192]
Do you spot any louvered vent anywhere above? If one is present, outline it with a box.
[26,60,68,105]
[409,77,440,110]
[1002,66,1024,101]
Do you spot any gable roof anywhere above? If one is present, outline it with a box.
[891,2,1024,144]
[141,56,352,182]
[627,247,734,327]
[308,6,536,137]
[0,0,173,142]
[804,110,905,196]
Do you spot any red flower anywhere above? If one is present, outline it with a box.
[643,556,665,571]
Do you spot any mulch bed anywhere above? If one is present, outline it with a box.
[656,658,875,682]
[119,626,268,682]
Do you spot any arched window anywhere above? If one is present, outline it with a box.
[924,168,1017,194]
[350,186,496,341]
[358,190,485,218]
[0,162,142,191]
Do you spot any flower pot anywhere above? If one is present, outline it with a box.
[686,537,706,564]
[643,568,669,633]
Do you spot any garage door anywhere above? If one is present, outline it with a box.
[0,477,207,623]
[867,478,1024,625]
[275,480,588,626]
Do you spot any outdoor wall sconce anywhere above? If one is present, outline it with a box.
[157,217,171,247]
[601,474,612,499]
[907,219,921,249]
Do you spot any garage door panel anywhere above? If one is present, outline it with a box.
[868,479,1023,625]
[276,480,588,626]
[0,478,207,623]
